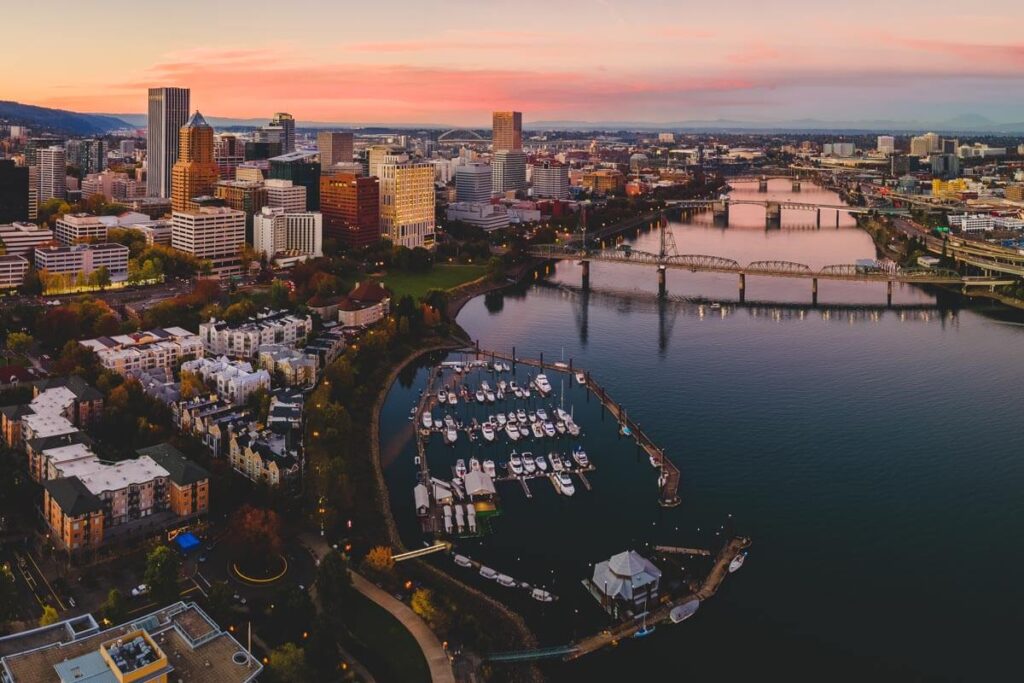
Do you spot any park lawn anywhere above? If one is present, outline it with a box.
[342,590,431,683]
[381,264,488,302]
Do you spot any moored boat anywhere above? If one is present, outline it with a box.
[729,552,747,573]
[469,457,481,472]
[543,421,556,438]
[446,427,458,444]
[509,453,524,475]
[481,423,495,442]
[522,453,536,474]
[455,459,467,478]
[483,459,496,477]
[548,452,563,472]
[535,454,548,472]
[575,371,586,385]
[475,390,485,403]
[531,588,554,602]
[670,598,700,624]
[497,574,516,588]
[534,374,552,395]
[572,445,590,468]
[479,566,498,580]
[553,472,575,496]
[505,423,521,441]
[421,412,433,428]
[531,422,544,439]
[454,554,472,568]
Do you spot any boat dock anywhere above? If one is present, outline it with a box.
[450,553,559,602]
[654,545,711,557]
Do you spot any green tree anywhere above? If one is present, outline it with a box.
[0,565,19,621]
[143,546,181,607]
[265,643,312,683]
[19,267,43,296]
[39,605,60,626]
[203,581,233,626]
[93,266,111,291]
[5,331,33,354]
[316,550,352,615]
[100,588,126,624]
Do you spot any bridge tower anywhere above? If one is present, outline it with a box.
[758,176,769,192]
[792,179,802,192]
[765,201,782,229]
[713,199,730,227]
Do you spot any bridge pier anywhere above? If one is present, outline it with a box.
[580,259,590,291]
[812,277,818,305]
[792,180,801,192]
[816,208,821,229]
[713,200,729,227]
[738,272,746,303]
[886,280,893,307]
[758,177,768,192]
[836,210,840,229]
[765,201,782,229]
[657,265,667,298]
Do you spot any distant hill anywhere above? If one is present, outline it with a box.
[0,101,131,135]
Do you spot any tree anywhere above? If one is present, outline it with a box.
[93,266,111,291]
[5,332,33,354]
[143,546,181,607]
[265,643,312,683]
[268,584,314,645]
[316,550,352,615]
[179,372,207,400]
[246,387,272,423]
[19,267,42,296]
[226,505,283,564]
[39,605,60,626]
[410,588,448,633]
[100,588,127,624]
[364,546,395,574]
[0,565,18,621]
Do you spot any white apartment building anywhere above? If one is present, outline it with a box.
[38,146,66,202]
[877,136,895,155]
[530,161,570,199]
[455,163,492,202]
[253,207,322,259]
[379,161,435,248]
[180,356,271,405]
[264,179,307,213]
[80,327,204,375]
[0,255,29,289]
[171,206,246,278]
[55,213,108,245]
[492,150,527,194]
[0,222,54,256]
[199,309,313,359]
[81,171,145,201]
[445,202,510,231]
[256,344,318,387]
[34,243,129,278]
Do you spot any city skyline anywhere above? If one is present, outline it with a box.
[4,0,1024,126]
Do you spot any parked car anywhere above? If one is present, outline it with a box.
[131,584,149,597]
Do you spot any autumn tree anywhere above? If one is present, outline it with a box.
[5,331,33,353]
[264,643,312,683]
[226,505,283,564]
[364,546,395,574]
[39,605,60,626]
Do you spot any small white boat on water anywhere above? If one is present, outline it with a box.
[509,453,524,475]
[498,380,508,392]
[475,390,485,403]
[481,380,491,392]
[554,472,575,496]
[573,446,590,468]
[444,414,455,429]
[479,566,498,580]
[497,574,516,588]
[555,421,567,435]
[443,506,453,533]
[542,421,556,438]
[496,413,507,427]
[522,387,531,399]
[421,412,433,428]
[508,381,519,392]
[729,552,747,573]
[514,387,524,399]
[516,409,527,423]
[469,457,481,472]
[505,423,521,441]
[534,374,552,395]
[454,554,472,568]
[576,371,586,385]
[485,390,496,403]
[528,411,537,423]
[535,454,548,472]
[522,453,536,474]
[531,422,544,439]
[536,408,549,422]
[455,459,467,478]
[483,460,496,477]
[566,420,581,438]
[446,428,458,444]
[670,599,700,624]
[448,391,458,404]
[531,588,554,603]
[556,408,571,423]
[481,423,495,442]
[438,390,447,404]
[549,452,564,472]
[506,411,517,424]
[650,454,660,468]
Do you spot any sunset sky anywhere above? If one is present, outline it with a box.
[4,0,1024,125]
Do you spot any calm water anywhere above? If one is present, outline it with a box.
[381,181,1024,681]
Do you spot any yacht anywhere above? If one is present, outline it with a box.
[509,453,524,475]
[469,457,481,472]
[566,420,580,438]
[497,574,517,588]
[534,374,552,395]
[522,387,531,399]
[528,411,537,423]
[542,421,556,438]
[505,423,521,441]
[481,380,491,392]
[555,421,567,435]
[495,413,507,427]
[650,454,660,468]
[421,412,433,429]
[445,427,458,444]
[556,408,571,423]
[498,380,508,392]
[729,552,747,573]
[496,389,505,401]
[620,424,633,437]
[554,472,576,496]
[481,423,495,442]
[508,381,519,393]
[548,452,564,472]
[454,554,472,568]
[438,390,447,404]
[575,371,586,385]
[485,389,496,403]
[474,390,485,403]
[670,599,700,624]
[516,409,528,423]
[536,408,549,422]
[522,453,536,474]
[447,391,458,404]
[531,588,554,603]
[455,459,467,478]
[506,411,517,424]
[531,422,544,439]
[535,454,548,472]
[483,460,496,477]
[479,566,498,580]
[444,414,456,429]
[573,446,590,468]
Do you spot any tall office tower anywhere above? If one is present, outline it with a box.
[0,160,30,222]
[492,150,527,195]
[171,206,246,278]
[530,160,569,199]
[367,145,407,179]
[24,136,64,166]
[320,172,380,248]
[253,207,322,259]
[378,161,435,249]
[215,179,268,241]
[119,139,137,157]
[147,87,190,198]
[38,146,67,202]
[27,166,38,220]
[264,179,307,213]
[171,111,219,212]
[65,138,106,174]
[940,137,959,155]
[214,134,246,179]
[317,131,354,171]
[455,163,492,202]
[268,153,320,210]
[492,111,523,152]
[877,136,895,155]
[270,113,296,154]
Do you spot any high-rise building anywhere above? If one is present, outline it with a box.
[264,179,307,213]
[910,132,940,157]
[171,206,246,278]
[24,136,64,167]
[270,113,296,154]
[269,153,320,210]
[214,134,245,180]
[0,160,29,223]
[253,206,322,259]
[877,136,895,155]
[492,111,523,152]
[367,145,407,179]
[320,172,380,248]
[147,87,190,198]
[55,213,107,245]
[27,166,38,221]
[38,146,66,202]
[378,161,435,249]
[317,131,354,171]
[455,163,492,202]
[214,180,268,240]
[171,111,219,212]
[531,160,569,199]
[65,138,107,174]
[244,141,282,161]
[492,150,527,195]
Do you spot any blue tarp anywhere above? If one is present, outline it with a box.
[175,532,200,552]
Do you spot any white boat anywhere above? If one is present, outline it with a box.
[542,421,556,438]
[650,454,660,468]
[548,452,564,472]
[444,414,455,429]
[469,457,481,472]
[508,381,519,392]
[509,453,524,475]
[421,412,433,428]
[505,423,521,441]
[454,554,472,568]
[506,411,517,424]
[710,302,722,310]
[495,413,507,427]
[531,588,554,603]
[528,411,537,423]
[516,409,527,423]
[496,389,505,400]
[522,453,536,474]
[531,422,544,439]
[522,387,531,399]
[479,565,498,580]
[575,371,586,385]
[554,472,575,496]
[514,387,524,399]
[443,506,453,533]
[556,408,571,423]
[498,380,508,392]
[481,380,491,392]
[455,459,467,478]
[573,446,589,468]
[535,454,548,472]
[446,428,458,444]
[481,423,495,442]
[566,420,580,438]
[670,599,700,624]
[483,459,496,477]
[497,574,516,588]
[447,391,458,404]
[536,408,549,422]
[555,421,567,435]
[438,390,447,404]
[729,552,747,573]
[534,374,552,395]
[485,390,496,402]
[475,390,485,403]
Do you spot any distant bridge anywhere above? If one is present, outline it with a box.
[665,197,910,228]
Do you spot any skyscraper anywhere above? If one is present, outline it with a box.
[876,136,895,155]
[171,111,219,213]
[269,153,320,210]
[320,173,380,249]
[492,111,523,152]
[0,160,30,223]
[38,146,67,202]
[378,161,435,249]
[492,150,527,195]
[270,113,296,154]
[530,160,569,199]
[317,131,354,171]
[455,163,492,202]
[147,87,190,198]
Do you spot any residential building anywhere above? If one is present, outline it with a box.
[318,131,354,170]
[147,87,191,198]
[181,356,271,405]
[492,111,523,152]
[658,132,676,144]
[0,376,103,453]
[531,160,569,199]
[0,221,54,256]
[199,309,313,358]
[27,166,38,221]
[228,427,299,487]
[0,254,29,289]
[877,135,895,155]
[822,142,855,157]
[378,161,435,248]
[257,344,318,387]
[214,179,268,238]
[367,144,408,179]
[24,136,64,166]
[171,206,246,278]
[0,159,30,222]
[213,133,246,179]
[583,169,626,195]
[263,178,307,212]
[34,243,129,279]
[910,132,940,157]
[269,152,320,210]
[320,172,380,248]
[338,280,391,327]
[269,112,296,153]
[455,163,492,202]
[81,170,145,202]
[38,146,66,202]
[1005,184,1024,202]
[65,138,106,174]
[445,202,510,231]
[492,150,527,194]
[253,206,323,260]
[80,326,203,375]
[171,111,219,213]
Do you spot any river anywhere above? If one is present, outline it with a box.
[380,180,1024,681]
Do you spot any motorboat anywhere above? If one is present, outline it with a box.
[479,566,498,580]
[535,454,548,472]
[485,389,496,403]
[522,387,531,399]
[483,459,496,477]
[670,599,700,624]
[455,459,467,478]
[444,414,456,429]
[496,413,507,427]
[498,380,508,392]
[536,408,549,422]
[556,408,571,423]
[505,423,521,441]
[566,420,580,438]
[548,452,563,472]
[620,424,633,437]
[554,472,575,496]
[454,554,472,568]
[438,390,447,404]
[481,423,495,442]
[508,381,519,392]
[528,411,537,423]
[497,574,517,588]
[506,411,517,424]
[709,302,722,310]
[531,588,554,602]
[408,406,416,420]
[575,371,586,385]
[514,387,524,399]
[446,428,458,444]
[447,391,458,404]
[443,506,453,533]
[542,421,556,438]
[531,422,544,439]
[534,374,552,395]
[554,421,567,435]
[509,453,524,475]
[481,380,491,392]
[469,457,481,472]
[650,454,660,468]
[729,552,747,573]
[475,390,485,403]
[421,412,433,429]
[522,453,536,474]
[516,409,527,423]
[496,389,505,401]
[572,446,590,468]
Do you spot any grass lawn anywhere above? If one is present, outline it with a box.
[380,264,488,301]
[341,590,431,683]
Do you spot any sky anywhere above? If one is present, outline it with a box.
[3,0,1024,126]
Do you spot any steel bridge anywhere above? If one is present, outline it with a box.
[484,645,581,662]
